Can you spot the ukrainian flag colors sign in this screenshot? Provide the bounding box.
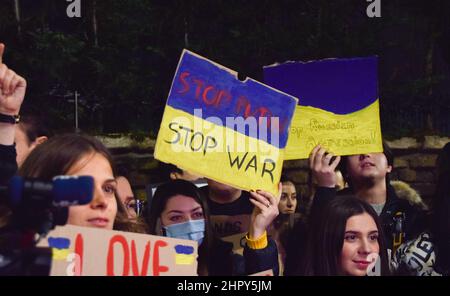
[38,225,198,276]
[264,57,383,160]
[154,50,298,195]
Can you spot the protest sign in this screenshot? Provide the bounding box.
[37,225,198,276]
[264,57,383,160]
[154,50,298,194]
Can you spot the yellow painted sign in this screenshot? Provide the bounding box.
[264,57,383,159]
[154,50,298,194]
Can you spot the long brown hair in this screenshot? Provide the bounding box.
[301,195,390,276]
[18,133,142,233]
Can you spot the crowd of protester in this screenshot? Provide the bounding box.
[0,42,448,276]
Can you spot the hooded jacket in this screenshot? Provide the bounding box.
[390,180,428,211]
[0,144,17,185]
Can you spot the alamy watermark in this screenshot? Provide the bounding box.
[366,0,381,18]
[66,0,81,18]
[366,253,381,276]
[166,109,281,155]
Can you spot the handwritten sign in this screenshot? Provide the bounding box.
[264,57,383,159]
[37,225,198,276]
[154,50,298,195]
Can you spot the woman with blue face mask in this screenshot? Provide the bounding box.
[146,179,280,276]
[160,192,206,244]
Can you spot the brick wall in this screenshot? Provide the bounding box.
[101,135,450,204]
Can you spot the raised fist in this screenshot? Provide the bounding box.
[0,43,27,115]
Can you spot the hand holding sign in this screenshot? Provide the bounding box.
[248,183,281,239]
[0,43,27,116]
[309,145,341,188]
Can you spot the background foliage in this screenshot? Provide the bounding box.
[0,0,449,138]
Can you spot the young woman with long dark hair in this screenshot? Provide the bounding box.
[146,179,280,276]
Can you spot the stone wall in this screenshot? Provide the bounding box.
[102,134,450,205]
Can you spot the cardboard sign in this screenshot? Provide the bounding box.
[264,57,383,160]
[37,225,198,276]
[154,50,298,195]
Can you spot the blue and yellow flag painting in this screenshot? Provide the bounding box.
[174,245,196,265]
[264,57,383,160]
[154,50,298,195]
[48,237,71,260]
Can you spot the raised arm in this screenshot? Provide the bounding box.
[0,43,27,146]
[0,43,27,183]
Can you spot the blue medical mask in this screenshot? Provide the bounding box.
[163,219,205,245]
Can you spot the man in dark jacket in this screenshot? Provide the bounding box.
[308,143,426,255]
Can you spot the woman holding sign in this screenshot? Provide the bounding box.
[147,179,280,276]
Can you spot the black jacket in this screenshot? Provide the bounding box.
[0,144,17,185]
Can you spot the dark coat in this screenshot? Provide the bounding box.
[0,144,17,185]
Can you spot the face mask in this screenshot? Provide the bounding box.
[163,219,205,245]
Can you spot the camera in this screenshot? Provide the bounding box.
[0,175,94,275]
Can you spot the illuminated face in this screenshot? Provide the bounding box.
[346,153,392,184]
[160,195,204,227]
[66,152,117,230]
[279,181,297,214]
[116,176,137,219]
[340,213,380,276]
